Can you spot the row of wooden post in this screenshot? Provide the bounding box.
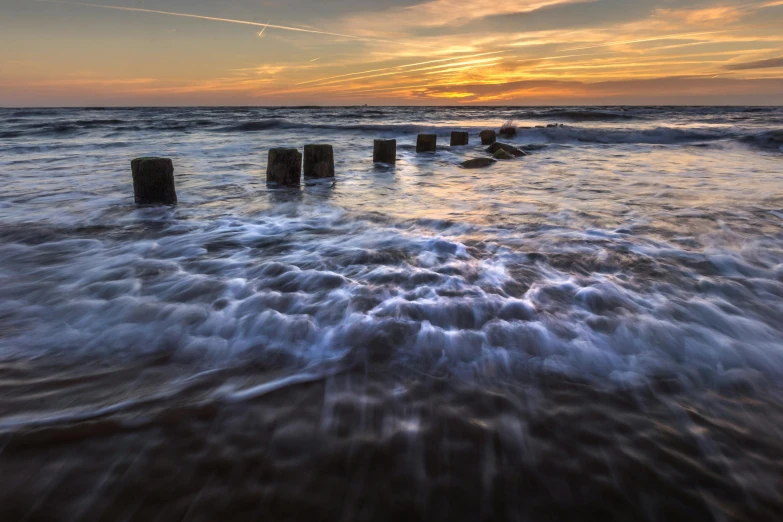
[132,129,499,204]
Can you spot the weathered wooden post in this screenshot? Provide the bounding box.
[131,157,177,205]
[416,134,437,153]
[373,139,396,164]
[479,130,497,145]
[266,148,302,185]
[303,144,334,178]
[450,131,469,146]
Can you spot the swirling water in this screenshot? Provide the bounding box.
[0,106,782,521]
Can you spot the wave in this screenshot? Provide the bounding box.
[220,119,289,132]
[523,125,731,145]
[0,107,777,150]
[518,109,639,122]
[740,130,783,151]
[219,119,428,135]
[8,109,60,117]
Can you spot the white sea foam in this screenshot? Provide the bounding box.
[1,107,782,394]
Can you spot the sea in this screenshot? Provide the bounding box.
[0,106,782,521]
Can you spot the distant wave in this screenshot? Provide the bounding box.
[1,108,779,151]
[518,109,639,122]
[740,130,783,151]
[219,119,428,135]
[220,119,289,132]
[525,125,730,145]
[1,117,430,137]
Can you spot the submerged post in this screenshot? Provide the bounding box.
[266,148,302,185]
[373,139,397,164]
[131,157,177,205]
[479,130,497,145]
[303,144,335,178]
[416,134,437,153]
[450,131,469,146]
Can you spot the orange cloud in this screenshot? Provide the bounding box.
[341,0,595,33]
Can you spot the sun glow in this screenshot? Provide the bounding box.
[3,0,783,105]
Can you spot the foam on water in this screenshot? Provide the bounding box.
[0,106,782,398]
[1,107,783,520]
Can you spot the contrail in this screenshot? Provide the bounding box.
[257,21,270,37]
[295,50,509,85]
[34,0,435,48]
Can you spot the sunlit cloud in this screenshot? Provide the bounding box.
[341,0,595,33]
[560,30,735,52]
[295,51,509,86]
[4,0,783,105]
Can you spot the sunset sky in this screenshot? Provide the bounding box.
[2,0,783,105]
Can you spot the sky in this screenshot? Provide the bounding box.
[1,0,783,106]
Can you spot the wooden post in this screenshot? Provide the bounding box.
[373,139,396,164]
[479,130,497,145]
[450,131,469,146]
[416,134,437,153]
[266,148,302,185]
[303,144,335,178]
[131,157,177,205]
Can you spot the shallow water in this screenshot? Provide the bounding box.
[0,106,782,521]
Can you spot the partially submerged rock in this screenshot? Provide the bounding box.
[486,142,527,157]
[492,149,513,160]
[461,157,496,169]
[479,129,497,145]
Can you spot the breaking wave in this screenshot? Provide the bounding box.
[520,124,732,144]
[741,129,783,151]
[518,108,639,121]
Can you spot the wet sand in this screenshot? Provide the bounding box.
[1,358,782,522]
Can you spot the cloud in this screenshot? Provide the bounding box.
[409,76,783,104]
[725,56,783,70]
[341,0,594,33]
[651,6,748,28]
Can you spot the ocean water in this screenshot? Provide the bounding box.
[0,106,782,521]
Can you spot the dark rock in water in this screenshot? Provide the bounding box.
[479,130,497,145]
[499,124,517,137]
[486,142,527,157]
[417,134,437,153]
[461,158,496,169]
[373,139,396,164]
[131,157,177,205]
[493,149,513,160]
[450,131,469,146]
[303,144,334,178]
[266,148,302,185]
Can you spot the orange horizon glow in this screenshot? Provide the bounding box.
[2,0,783,105]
